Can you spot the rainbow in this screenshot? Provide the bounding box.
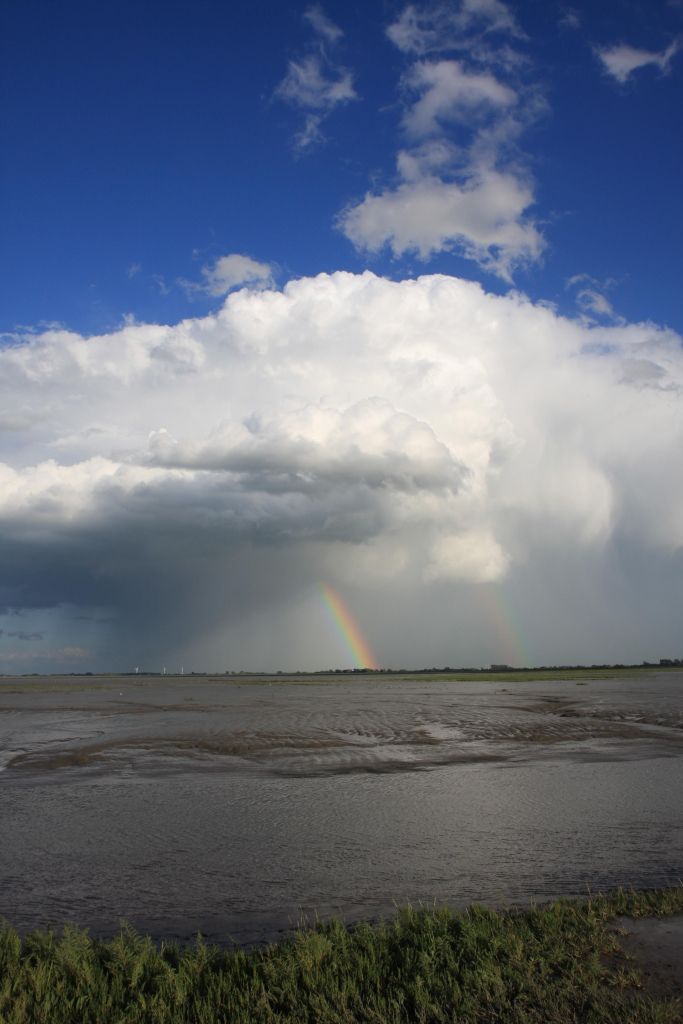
[478,583,531,668]
[318,585,379,670]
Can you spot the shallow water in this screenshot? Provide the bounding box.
[0,673,681,944]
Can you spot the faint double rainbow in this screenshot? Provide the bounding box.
[318,582,529,672]
[318,584,379,670]
[478,584,531,668]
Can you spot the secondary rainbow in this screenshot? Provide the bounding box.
[318,585,379,670]
[478,584,531,668]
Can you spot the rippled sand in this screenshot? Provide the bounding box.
[2,672,682,778]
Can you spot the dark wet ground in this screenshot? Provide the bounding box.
[0,672,681,945]
[610,915,683,999]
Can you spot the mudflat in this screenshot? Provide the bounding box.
[0,671,682,945]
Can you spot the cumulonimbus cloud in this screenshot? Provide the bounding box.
[1,271,682,667]
[2,273,682,576]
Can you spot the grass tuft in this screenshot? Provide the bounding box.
[0,887,682,1022]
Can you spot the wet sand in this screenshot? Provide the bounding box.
[1,671,682,779]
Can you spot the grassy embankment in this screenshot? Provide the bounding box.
[1,888,682,1023]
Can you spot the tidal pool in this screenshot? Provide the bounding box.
[0,672,681,945]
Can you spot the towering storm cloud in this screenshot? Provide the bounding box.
[1,271,681,671]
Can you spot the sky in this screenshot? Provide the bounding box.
[0,0,682,672]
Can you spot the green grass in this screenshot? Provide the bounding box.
[405,669,676,684]
[1,889,682,1023]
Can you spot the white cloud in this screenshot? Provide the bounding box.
[295,113,326,149]
[274,54,356,110]
[338,3,545,279]
[152,274,170,295]
[143,397,464,495]
[401,60,517,138]
[566,274,619,321]
[2,271,683,668]
[182,254,273,297]
[558,9,581,30]
[425,529,509,582]
[387,1,522,54]
[303,6,344,44]
[274,8,357,149]
[339,169,544,276]
[576,289,615,318]
[596,40,680,83]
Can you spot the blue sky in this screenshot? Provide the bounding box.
[0,0,682,673]
[3,0,681,336]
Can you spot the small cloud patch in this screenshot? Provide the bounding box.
[595,40,680,83]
